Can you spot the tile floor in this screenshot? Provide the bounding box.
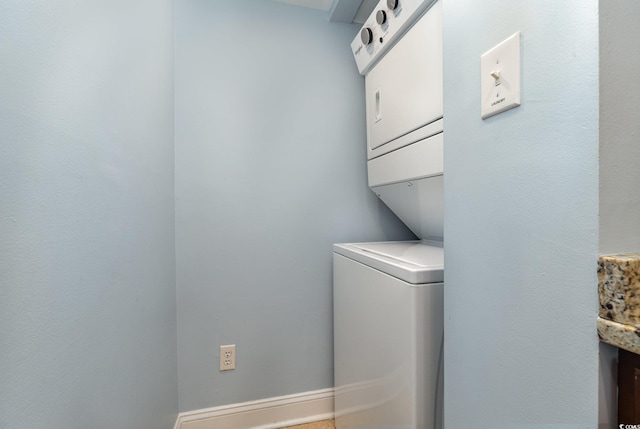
[280,420,335,429]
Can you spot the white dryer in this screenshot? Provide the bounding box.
[334,1,444,428]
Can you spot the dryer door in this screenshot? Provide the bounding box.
[365,0,442,159]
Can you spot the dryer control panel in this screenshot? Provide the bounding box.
[351,0,436,75]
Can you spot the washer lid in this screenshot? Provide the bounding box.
[333,240,443,284]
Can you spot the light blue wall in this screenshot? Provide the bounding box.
[0,1,178,428]
[442,1,599,427]
[174,0,414,411]
[599,0,640,255]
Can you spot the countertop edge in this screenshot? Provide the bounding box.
[597,317,640,355]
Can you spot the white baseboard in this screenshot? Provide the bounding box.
[174,388,334,429]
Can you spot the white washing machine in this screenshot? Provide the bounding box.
[334,1,443,428]
[333,241,443,429]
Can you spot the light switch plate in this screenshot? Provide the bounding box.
[481,32,521,119]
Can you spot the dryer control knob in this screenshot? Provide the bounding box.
[360,27,373,45]
[387,0,399,10]
[376,10,387,25]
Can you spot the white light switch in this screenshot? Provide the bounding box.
[481,32,521,119]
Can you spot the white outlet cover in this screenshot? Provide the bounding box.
[481,32,521,119]
[220,344,236,371]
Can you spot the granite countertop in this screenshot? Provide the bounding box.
[597,253,640,354]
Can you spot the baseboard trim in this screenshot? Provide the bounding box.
[174,388,334,429]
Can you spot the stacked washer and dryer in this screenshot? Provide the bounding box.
[333,1,444,428]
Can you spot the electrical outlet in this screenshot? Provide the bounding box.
[219,345,236,371]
